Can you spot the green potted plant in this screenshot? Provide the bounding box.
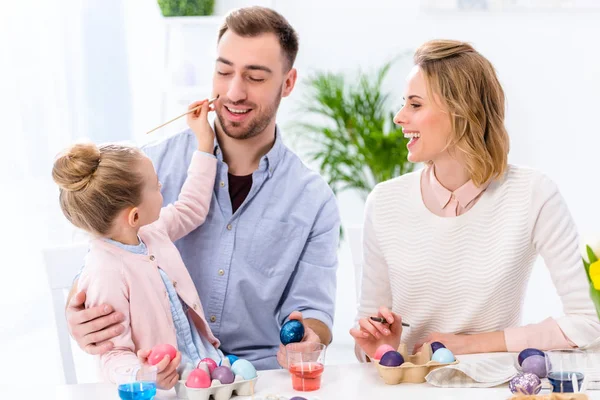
[291,58,414,201]
[158,0,215,16]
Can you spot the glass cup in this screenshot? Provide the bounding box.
[114,364,158,400]
[286,342,326,391]
[545,349,587,393]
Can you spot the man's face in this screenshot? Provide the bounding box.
[213,31,296,140]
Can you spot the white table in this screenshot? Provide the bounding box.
[9,358,600,399]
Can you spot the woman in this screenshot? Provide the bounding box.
[350,39,600,361]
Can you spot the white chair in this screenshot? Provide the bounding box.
[43,242,89,384]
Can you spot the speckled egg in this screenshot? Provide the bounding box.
[380,351,404,367]
[509,372,542,395]
[521,355,547,378]
[231,359,257,380]
[432,348,455,363]
[518,348,545,366]
[374,344,396,360]
[430,341,446,354]
[280,320,305,345]
[212,366,235,384]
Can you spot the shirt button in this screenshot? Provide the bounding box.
[173,281,177,288]
[216,149,221,155]
[193,303,198,310]
[149,255,155,261]
[227,224,232,230]
[218,269,225,276]
[210,315,217,323]
[220,181,225,187]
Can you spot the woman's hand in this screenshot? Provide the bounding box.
[349,306,403,360]
[413,331,506,355]
[186,99,215,154]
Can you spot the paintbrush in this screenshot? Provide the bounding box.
[146,95,219,134]
[370,316,410,327]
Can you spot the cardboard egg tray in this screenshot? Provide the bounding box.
[374,342,459,384]
[174,375,259,400]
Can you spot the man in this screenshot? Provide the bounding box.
[64,6,340,371]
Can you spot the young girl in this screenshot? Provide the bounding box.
[52,99,221,389]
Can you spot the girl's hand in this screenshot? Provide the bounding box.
[186,99,216,154]
[137,348,181,390]
[349,306,403,360]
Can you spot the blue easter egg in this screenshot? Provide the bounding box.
[432,348,455,363]
[280,320,305,345]
[518,348,545,366]
[431,341,446,353]
[231,359,257,380]
[380,350,404,367]
[223,354,239,365]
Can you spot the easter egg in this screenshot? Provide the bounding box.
[521,355,547,378]
[518,348,545,366]
[509,372,542,395]
[432,348,455,363]
[280,320,305,345]
[198,358,218,374]
[186,368,211,389]
[431,341,446,353]
[212,366,235,384]
[374,344,396,360]
[379,351,404,367]
[290,397,308,400]
[220,354,239,366]
[231,359,257,380]
[148,343,177,366]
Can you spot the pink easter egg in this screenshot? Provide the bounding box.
[198,358,218,375]
[374,344,396,360]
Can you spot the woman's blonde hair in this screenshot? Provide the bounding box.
[52,143,146,236]
[414,39,510,186]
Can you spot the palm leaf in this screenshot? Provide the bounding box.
[290,57,414,199]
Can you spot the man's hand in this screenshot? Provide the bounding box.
[137,349,181,390]
[66,289,125,355]
[277,311,324,368]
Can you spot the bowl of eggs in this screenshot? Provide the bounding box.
[373,342,458,384]
[174,355,258,400]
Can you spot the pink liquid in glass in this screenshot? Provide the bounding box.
[289,362,324,391]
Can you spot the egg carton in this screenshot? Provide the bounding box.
[374,342,459,384]
[174,375,259,400]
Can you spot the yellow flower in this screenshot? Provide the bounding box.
[590,261,600,290]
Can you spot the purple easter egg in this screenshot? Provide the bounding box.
[521,355,547,378]
[518,348,545,366]
[290,398,308,400]
[431,341,446,354]
[379,350,404,367]
[509,373,542,395]
[211,366,235,384]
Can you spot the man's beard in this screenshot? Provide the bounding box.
[216,93,282,140]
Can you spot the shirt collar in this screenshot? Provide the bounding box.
[426,164,489,209]
[212,125,284,178]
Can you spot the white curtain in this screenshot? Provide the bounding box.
[0,0,164,384]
